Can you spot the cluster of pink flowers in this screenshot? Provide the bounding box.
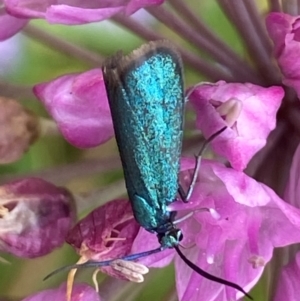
[2,1,300,301]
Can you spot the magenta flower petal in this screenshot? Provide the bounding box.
[34,69,113,148]
[273,252,300,301]
[45,5,124,25]
[0,12,28,41]
[4,0,46,18]
[21,282,101,301]
[170,158,300,301]
[189,81,284,170]
[4,0,165,24]
[266,13,300,98]
[0,177,75,258]
[67,199,140,279]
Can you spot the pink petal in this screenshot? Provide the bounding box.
[4,0,166,24]
[189,81,284,170]
[266,13,300,98]
[34,69,113,148]
[46,5,123,25]
[0,12,28,41]
[4,0,48,18]
[21,282,101,301]
[4,0,123,21]
[171,157,300,300]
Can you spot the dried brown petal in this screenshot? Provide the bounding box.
[0,96,40,164]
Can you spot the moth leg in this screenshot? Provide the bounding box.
[179,126,227,203]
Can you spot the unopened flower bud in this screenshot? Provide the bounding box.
[0,97,40,164]
[0,177,75,258]
[34,69,113,148]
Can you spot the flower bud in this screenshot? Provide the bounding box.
[34,69,113,148]
[0,97,40,164]
[0,177,75,258]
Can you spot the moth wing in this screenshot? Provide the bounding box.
[104,40,184,221]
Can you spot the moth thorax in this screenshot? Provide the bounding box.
[158,229,183,248]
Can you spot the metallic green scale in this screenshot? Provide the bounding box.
[104,40,184,247]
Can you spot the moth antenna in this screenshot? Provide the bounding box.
[44,247,164,281]
[174,246,253,300]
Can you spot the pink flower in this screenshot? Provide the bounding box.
[72,154,300,300]
[33,69,113,148]
[0,5,28,41]
[266,13,300,98]
[189,81,284,171]
[66,199,140,279]
[21,282,101,301]
[3,0,164,25]
[0,177,75,258]
[163,158,300,301]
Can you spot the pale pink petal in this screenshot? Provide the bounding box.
[34,69,113,148]
[189,81,284,170]
[171,158,300,301]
